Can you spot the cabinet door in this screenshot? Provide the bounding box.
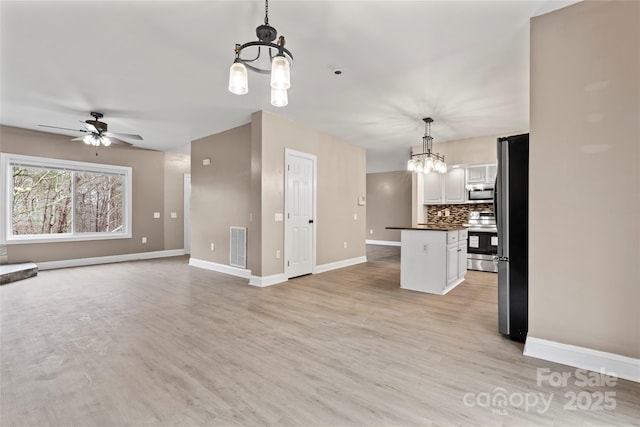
[457,241,467,278]
[423,172,443,204]
[444,168,466,203]
[446,244,459,285]
[466,166,486,183]
[486,164,497,184]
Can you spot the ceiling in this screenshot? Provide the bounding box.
[0,0,578,172]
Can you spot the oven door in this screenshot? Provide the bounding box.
[467,231,498,255]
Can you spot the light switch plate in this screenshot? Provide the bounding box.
[154,212,160,219]
[202,158,211,166]
[274,213,283,222]
[170,212,177,218]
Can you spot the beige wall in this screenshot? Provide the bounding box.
[366,171,412,242]
[259,111,367,276]
[530,1,640,358]
[1,125,174,263]
[190,124,251,265]
[163,152,190,250]
[412,132,519,167]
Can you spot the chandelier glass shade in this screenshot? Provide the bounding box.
[407,118,447,174]
[228,0,293,107]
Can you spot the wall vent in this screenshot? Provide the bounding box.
[230,226,247,268]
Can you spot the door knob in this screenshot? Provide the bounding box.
[308,219,314,224]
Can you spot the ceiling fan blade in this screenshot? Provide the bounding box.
[106,136,134,146]
[83,122,99,134]
[104,131,143,141]
[71,136,86,142]
[39,124,88,133]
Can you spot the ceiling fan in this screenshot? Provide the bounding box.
[39,112,143,147]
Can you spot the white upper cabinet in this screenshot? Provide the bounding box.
[466,163,497,186]
[466,165,486,183]
[444,168,466,203]
[423,172,444,204]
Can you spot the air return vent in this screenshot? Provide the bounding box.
[230,226,247,268]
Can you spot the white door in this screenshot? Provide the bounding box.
[285,150,316,279]
[183,173,191,254]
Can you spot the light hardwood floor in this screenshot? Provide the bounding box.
[1,246,639,426]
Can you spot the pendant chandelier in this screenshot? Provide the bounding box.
[228,0,293,107]
[407,117,447,174]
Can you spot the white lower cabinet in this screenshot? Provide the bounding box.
[400,228,468,295]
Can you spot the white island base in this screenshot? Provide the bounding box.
[397,227,468,295]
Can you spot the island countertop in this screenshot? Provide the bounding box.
[386,225,468,232]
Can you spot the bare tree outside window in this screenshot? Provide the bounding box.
[12,166,72,235]
[6,156,130,241]
[75,172,124,233]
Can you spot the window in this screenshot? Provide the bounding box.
[1,154,132,243]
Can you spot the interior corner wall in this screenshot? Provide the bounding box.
[163,152,190,250]
[248,112,263,276]
[366,171,413,242]
[258,111,367,277]
[529,1,640,358]
[1,125,167,263]
[190,124,251,266]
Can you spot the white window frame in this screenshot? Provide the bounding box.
[1,153,132,244]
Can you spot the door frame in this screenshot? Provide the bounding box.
[284,148,317,279]
[183,173,191,254]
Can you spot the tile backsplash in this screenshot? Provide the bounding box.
[424,203,493,226]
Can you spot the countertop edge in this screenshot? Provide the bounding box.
[386,226,468,232]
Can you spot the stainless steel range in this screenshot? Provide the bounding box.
[464,211,498,272]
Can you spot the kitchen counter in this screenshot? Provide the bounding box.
[386,225,467,232]
[387,226,468,295]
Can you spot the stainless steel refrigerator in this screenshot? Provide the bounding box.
[494,133,529,342]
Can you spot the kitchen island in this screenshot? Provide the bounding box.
[386,225,468,295]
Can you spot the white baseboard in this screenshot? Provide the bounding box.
[315,256,367,274]
[189,258,251,279]
[524,336,640,383]
[249,274,287,287]
[37,249,186,271]
[366,240,401,247]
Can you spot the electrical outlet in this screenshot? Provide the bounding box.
[353,213,357,220]
[422,243,428,253]
[276,250,281,259]
[445,209,450,217]
[141,237,147,244]
[369,229,374,235]
[437,211,443,217]
[210,243,215,251]
[343,241,348,249]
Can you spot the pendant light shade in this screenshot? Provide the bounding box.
[228,0,294,105]
[271,87,288,107]
[271,55,290,89]
[228,60,249,95]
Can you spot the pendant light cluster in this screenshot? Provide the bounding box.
[407,118,447,174]
[228,0,293,107]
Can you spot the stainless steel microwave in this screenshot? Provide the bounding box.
[468,187,494,201]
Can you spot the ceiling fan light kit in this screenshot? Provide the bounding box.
[407,118,448,174]
[228,0,293,107]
